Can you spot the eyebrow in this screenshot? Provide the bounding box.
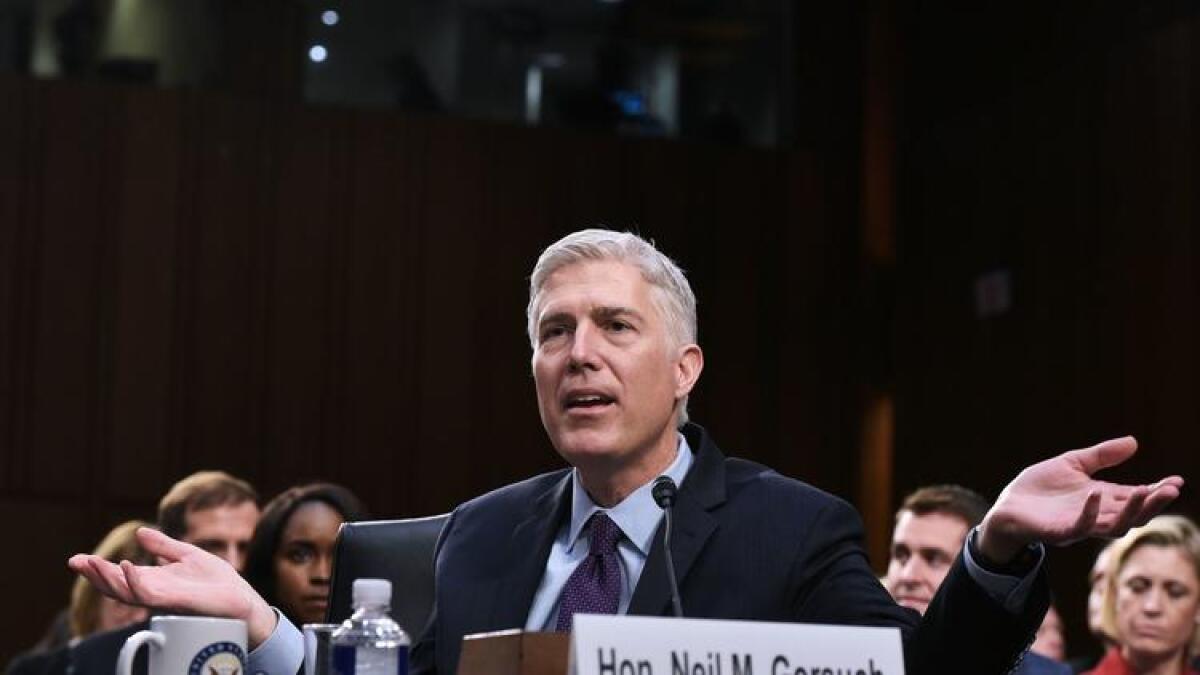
[282,539,318,549]
[536,311,572,331]
[893,543,956,559]
[537,305,644,329]
[593,306,643,323]
[917,546,955,558]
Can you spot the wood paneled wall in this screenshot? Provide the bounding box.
[0,75,859,664]
[895,4,1200,658]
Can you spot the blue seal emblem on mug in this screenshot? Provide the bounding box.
[188,641,246,675]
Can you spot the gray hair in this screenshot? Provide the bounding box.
[527,229,698,426]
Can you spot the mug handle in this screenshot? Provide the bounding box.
[117,630,164,675]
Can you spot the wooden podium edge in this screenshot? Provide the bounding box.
[458,630,570,675]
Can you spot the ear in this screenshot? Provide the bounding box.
[673,343,704,399]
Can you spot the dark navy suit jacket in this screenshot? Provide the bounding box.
[411,423,1050,675]
[3,622,145,675]
[1016,654,1072,675]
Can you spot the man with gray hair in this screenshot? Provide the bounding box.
[70,229,1183,675]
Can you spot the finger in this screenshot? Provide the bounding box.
[76,556,136,602]
[135,527,199,563]
[1064,490,1102,542]
[1128,480,1184,528]
[67,555,113,595]
[68,554,95,576]
[1096,475,1184,505]
[122,560,188,611]
[1067,437,1138,475]
[121,559,161,607]
[1103,485,1147,538]
[1152,475,1185,491]
[85,557,128,598]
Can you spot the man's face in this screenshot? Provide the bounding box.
[183,500,260,572]
[884,510,969,615]
[1031,605,1066,661]
[531,259,701,478]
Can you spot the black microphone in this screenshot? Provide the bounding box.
[652,475,684,618]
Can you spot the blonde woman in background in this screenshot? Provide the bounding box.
[1087,514,1200,675]
[67,520,154,643]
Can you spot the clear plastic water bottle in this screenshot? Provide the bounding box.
[331,579,410,675]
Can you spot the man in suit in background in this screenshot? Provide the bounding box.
[9,471,258,675]
[884,484,1071,674]
[152,471,261,572]
[69,229,1184,675]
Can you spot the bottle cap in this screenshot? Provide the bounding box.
[352,578,392,606]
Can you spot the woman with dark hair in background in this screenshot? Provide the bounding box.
[244,483,369,626]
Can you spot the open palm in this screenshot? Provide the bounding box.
[980,437,1184,558]
[68,527,277,645]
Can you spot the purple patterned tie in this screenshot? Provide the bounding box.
[555,512,623,632]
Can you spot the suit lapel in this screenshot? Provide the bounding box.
[489,472,572,629]
[628,424,726,616]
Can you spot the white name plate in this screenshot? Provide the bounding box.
[570,615,903,675]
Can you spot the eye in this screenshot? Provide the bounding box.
[1126,577,1150,593]
[539,324,569,343]
[285,546,314,565]
[922,551,949,569]
[1166,583,1192,599]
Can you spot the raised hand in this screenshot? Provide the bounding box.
[978,436,1184,563]
[68,527,278,647]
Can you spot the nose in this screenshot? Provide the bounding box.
[216,544,244,571]
[312,555,333,585]
[1141,587,1165,614]
[897,556,923,583]
[567,322,601,372]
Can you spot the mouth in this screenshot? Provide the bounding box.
[303,596,329,607]
[1129,626,1166,640]
[895,595,930,609]
[562,391,616,413]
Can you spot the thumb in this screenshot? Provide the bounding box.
[1067,436,1138,476]
[136,527,198,563]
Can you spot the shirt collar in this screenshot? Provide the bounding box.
[566,433,695,556]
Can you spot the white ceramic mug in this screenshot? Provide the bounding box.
[117,616,247,675]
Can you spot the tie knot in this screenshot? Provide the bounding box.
[587,513,622,555]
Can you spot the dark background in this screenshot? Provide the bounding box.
[2,0,1198,667]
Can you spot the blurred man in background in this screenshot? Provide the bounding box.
[884,484,1071,675]
[1032,605,1066,662]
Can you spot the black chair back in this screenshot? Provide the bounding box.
[325,514,449,637]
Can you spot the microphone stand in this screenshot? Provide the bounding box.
[652,476,684,618]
